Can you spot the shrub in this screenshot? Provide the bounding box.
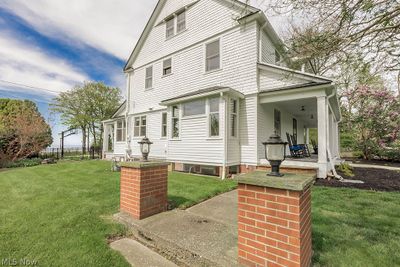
[337,163,355,177]
[4,158,42,168]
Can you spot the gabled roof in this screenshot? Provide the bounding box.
[124,0,273,71]
[111,100,127,118]
[160,86,244,105]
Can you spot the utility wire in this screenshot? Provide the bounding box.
[0,79,64,94]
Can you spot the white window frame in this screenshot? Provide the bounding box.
[133,116,147,137]
[145,66,153,89]
[230,98,238,138]
[161,112,168,138]
[171,105,180,139]
[162,58,172,76]
[165,17,175,39]
[176,10,186,33]
[205,39,221,72]
[116,119,126,142]
[208,97,220,137]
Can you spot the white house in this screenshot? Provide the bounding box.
[102,0,342,179]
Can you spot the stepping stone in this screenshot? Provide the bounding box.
[110,238,177,267]
[341,179,364,184]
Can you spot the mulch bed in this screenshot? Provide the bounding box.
[315,167,400,192]
[343,158,400,168]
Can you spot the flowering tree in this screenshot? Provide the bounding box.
[341,86,400,159]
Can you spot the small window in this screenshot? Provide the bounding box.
[116,120,126,142]
[206,39,220,72]
[172,106,180,138]
[177,11,186,33]
[274,109,281,136]
[166,17,174,38]
[183,99,205,117]
[134,116,147,137]
[209,98,219,137]
[163,58,172,76]
[145,66,153,89]
[161,112,167,137]
[230,99,238,137]
[275,50,281,63]
[293,118,297,138]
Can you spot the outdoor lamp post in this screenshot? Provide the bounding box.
[138,137,153,162]
[262,133,288,177]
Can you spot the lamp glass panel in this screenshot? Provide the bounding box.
[142,143,149,153]
[267,144,285,161]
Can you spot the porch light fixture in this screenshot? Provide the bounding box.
[138,137,153,161]
[262,133,288,177]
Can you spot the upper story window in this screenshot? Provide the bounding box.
[206,39,220,72]
[183,99,206,117]
[163,58,172,76]
[145,66,153,89]
[177,11,186,33]
[166,18,175,38]
[134,116,147,137]
[275,50,281,63]
[116,120,126,142]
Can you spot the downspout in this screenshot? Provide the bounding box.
[326,88,343,180]
[222,92,228,180]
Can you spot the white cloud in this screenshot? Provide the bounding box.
[0,31,89,94]
[0,0,157,60]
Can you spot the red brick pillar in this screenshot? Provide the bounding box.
[238,171,315,267]
[120,162,169,220]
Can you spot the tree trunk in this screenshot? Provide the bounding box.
[81,126,86,155]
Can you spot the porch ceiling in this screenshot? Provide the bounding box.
[275,98,318,128]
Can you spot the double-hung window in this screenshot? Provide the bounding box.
[145,66,153,89]
[206,39,220,72]
[230,99,238,137]
[161,112,167,138]
[209,98,219,137]
[163,58,172,76]
[134,116,147,137]
[172,106,180,138]
[166,17,174,38]
[116,120,126,142]
[177,11,186,33]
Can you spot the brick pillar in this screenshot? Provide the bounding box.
[238,171,315,267]
[120,162,169,220]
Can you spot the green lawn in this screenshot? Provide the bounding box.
[0,161,399,266]
[0,160,236,266]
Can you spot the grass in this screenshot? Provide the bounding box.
[0,160,236,266]
[0,161,399,266]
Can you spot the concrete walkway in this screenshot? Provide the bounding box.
[114,190,238,267]
[349,163,400,171]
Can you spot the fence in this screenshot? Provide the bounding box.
[39,147,102,160]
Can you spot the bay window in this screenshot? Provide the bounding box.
[116,120,126,142]
[209,98,219,137]
[172,106,180,138]
[183,99,205,117]
[230,99,238,137]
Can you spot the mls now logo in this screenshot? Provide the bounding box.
[1,258,38,266]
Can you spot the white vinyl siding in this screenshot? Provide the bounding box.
[145,66,153,89]
[134,116,147,137]
[116,120,126,142]
[205,39,220,72]
[177,11,186,33]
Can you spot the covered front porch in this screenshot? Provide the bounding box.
[258,84,341,178]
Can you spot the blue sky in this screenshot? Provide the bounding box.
[0,0,280,147]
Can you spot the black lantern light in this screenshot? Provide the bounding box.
[138,137,153,162]
[262,133,288,177]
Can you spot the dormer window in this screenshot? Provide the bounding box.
[166,18,174,38]
[177,11,186,33]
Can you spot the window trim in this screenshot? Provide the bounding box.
[176,10,186,33]
[133,116,147,137]
[162,58,173,77]
[161,112,168,138]
[208,97,220,138]
[115,119,126,143]
[145,66,153,90]
[205,39,221,73]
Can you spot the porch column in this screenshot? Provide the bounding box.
[317,96,327,178]
[102,124,109,158]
